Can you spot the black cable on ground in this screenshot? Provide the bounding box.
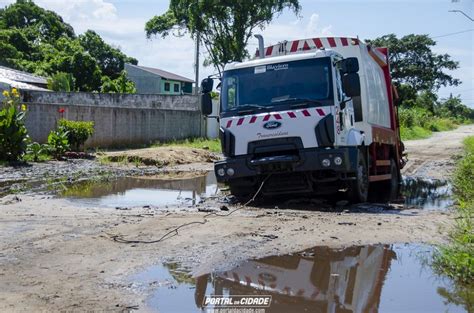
[106,174,271,244]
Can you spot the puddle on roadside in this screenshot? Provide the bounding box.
[401,177,453,210]
[60,172,219,208]
[130,244,470,313]
[57,172,454,210]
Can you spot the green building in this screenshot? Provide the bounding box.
[125,63,194,95]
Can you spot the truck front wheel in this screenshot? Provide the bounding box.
[348,150,369,203]
[228,179,256,201]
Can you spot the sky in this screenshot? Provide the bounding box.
[0,0,473,107]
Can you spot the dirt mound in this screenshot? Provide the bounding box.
[103,146,221,167]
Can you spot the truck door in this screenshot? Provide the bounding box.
[335,67,355,146]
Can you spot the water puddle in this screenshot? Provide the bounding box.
[60,172,218,208]
[401,177,453,210]
[131,244,470,313]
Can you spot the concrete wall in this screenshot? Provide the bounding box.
[22,91,202,148]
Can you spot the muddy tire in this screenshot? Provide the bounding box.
[228,181,255,201]
[348,150,369,203]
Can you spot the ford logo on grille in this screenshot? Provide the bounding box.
[263,121,282,130]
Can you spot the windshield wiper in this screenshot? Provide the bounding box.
[228,104,267,114]
[271,98,324,107]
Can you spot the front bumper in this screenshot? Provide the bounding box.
[214,147,359,183]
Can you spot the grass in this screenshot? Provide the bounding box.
[400,119,459,141]
[22,153,52,162]
[398,107,462,141]
[432,136,474,285]
[400,126,432,140]
[152,138,221,153]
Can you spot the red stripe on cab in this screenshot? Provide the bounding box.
[316,108,326,116]
[263,114,271,121]
[288,112,296,118]
[327,37,337,47]
[341,37,348,46]
[226,120,232,128]
[237,118,244,126]
[249,116,257,123]
[266,46,273,56]
[313,38,323,49]
[273,113,282,120]
[302,110,311,117]
[290,40,299,52]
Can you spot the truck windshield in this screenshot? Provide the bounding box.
[221,57,333,114]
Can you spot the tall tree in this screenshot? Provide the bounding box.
[145,0,301,74]
[0,0,138,92]
[79,30,138,79]
[366,34,460,93]
[0,0,75,43]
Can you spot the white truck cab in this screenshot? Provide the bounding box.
[200,36,404,202]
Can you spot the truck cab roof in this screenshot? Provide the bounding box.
[224,49,341,72]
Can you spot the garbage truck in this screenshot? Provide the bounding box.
[200,36,405,202]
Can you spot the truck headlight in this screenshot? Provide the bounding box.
[334,156,343,165]
[226,168,235,176]
[321,158,331,167]
[217,168,225,177]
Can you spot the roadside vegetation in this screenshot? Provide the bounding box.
[398,93,473,140]
[433,136,474,286]
[0,89,95,164]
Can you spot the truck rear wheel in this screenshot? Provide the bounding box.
[386,158,400,200]
[348,150,369,203]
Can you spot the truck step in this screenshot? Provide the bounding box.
[369,174,392,182]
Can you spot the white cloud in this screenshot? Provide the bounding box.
[305,13,333,37]
[248,12,333,48]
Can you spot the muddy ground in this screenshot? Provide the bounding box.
[0,125,473,312]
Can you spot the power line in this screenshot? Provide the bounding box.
[432,28,474,38]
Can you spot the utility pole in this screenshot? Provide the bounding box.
[194,32,200,95]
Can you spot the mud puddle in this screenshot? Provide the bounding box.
[130,244,469,312]
[60,172,219,208]
[401,177,453,210]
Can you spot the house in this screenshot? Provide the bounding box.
[125,63,194,95]
[0,66,49,91]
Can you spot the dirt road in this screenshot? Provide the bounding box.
[402,124,474,179]
[0,125,472,312]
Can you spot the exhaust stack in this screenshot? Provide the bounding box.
[255,34,264,59]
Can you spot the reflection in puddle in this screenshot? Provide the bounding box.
[133,245,469,313]
[60,172,218,207]
[401,177,453,210]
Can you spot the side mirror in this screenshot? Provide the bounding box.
[201,93,213,116]
[200,78,214,94]
[342,73,361,97]
[340,57,359,73]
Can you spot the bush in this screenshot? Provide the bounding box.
[0,88,29,162]
[25,142,50,162]
[47,72,75,92]
[58,119,94,151]
[47,127,69,159]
